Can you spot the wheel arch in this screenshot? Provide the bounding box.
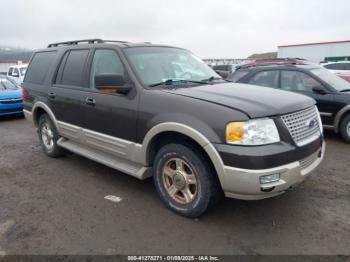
[32,102,59,130]
[334,105,350,133]
[141,122,226,184]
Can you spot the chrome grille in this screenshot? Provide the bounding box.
[299,150,320,170]
[281,106,321,147]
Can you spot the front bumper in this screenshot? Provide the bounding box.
[221,142,325,200]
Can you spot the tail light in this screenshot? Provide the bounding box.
[22,87,27,102]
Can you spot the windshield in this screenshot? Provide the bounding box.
[0,76,19,90]
[124,47,221,86]
[311,68,350,91]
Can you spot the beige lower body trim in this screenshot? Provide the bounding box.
[222,142,326,200]
[23,109,34,126]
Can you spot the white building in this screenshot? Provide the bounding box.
[277,40,350,63]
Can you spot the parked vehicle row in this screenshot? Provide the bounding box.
[212,64,239,78]
[0,75,23,116]
[227,59,350,143]
[322,61,350,83]
[7,64,28,85]
[23,39,324,217]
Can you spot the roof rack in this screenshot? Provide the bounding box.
[47,38,130,48]
[237,58,308,70]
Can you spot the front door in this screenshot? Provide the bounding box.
[280,70,337,126]
[82,48,138,143]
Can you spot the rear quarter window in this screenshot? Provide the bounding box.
[25,51,57,84]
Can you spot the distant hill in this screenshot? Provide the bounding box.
[248,52,277,59]
[0,46,33,61]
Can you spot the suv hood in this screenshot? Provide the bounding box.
[162,83,315,118]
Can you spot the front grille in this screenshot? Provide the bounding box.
[281,106,321,146]
[300,150,320,170]
[0,98,22,104]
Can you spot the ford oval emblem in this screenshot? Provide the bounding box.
[307,119,317,128]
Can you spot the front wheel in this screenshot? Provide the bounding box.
[153,143,222,218]
[340,114,350,144]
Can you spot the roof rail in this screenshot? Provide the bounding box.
[237,58,308,70]
[47,38,131,48]
[47,39,104,48]
[102,40,130,44]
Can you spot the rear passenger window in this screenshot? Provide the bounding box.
[248,71,279,88]
[57,50,89,87]
[25,51,57,84]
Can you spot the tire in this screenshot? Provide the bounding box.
[38,114,67,157]
[153,143,222,218]
[339,114,350,144]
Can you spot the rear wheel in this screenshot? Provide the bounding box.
[339,114,350,144]
[38,114,67,157]
[153,143,222,218]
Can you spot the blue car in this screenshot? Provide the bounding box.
[0,75,23,116]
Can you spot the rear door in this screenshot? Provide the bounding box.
[280,70,337,125]
[49,49,92,133]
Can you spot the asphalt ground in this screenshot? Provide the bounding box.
[0,116,349,255]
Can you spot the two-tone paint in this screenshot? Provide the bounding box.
[23,43,324,200]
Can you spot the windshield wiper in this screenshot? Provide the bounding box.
[201,76,233,83]
[340,89,350,92]
[201,76,222,82]
[149,79,208,87]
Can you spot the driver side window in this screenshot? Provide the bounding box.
[281,71,321,92]
[90,49,126,89]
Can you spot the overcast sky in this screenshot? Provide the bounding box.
[1,0,349,58]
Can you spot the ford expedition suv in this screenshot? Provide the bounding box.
[23,39,325,217]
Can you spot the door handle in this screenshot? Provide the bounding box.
[85,97,96,106]
[48,92,56,99]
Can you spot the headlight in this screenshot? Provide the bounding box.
[226,119,280,145]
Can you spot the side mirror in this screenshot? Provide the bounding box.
[312,86,327,95]
[95,74,132,95]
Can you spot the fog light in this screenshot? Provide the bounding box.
[259,174,280,184]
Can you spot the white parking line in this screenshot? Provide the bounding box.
[104,195,122,203]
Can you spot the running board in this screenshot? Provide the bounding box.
[57,138,151,180]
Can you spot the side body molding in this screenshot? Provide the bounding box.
[26,103,226,183]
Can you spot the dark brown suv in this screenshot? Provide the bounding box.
[23,39,325,217]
